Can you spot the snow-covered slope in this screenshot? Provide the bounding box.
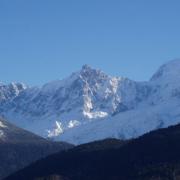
[0,82,27,104]
[1,59,180,144]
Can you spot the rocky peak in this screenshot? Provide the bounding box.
[79,64,109,84]
[0,82,27,103]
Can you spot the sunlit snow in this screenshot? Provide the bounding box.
[1,59,180,144]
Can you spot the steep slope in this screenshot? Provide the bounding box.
[0,65,147,140]
[0,82,26,105]
[6,124,180,180]
[1,59,180,144]
[0,118,73,180]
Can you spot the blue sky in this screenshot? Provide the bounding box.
[0,0,180,85]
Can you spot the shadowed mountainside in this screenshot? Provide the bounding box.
[5,123,180,180]
[0,118,73,180]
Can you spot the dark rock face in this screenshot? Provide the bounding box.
[5,124,180,180]
[0,119,73,180]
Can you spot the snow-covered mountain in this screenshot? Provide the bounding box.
[1,59,180,144]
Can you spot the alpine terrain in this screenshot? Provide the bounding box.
[1,59,180,144]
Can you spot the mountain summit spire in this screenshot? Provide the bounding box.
[82,64,92,71]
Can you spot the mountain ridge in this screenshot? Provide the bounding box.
[1,59,180,144]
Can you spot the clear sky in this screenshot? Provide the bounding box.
[0,0,180,86]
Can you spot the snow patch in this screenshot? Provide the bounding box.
[47,121,63,138]
[0,121,7,128]
[83,111,108,119]
[0,130,4,138]
[68,120,81,128]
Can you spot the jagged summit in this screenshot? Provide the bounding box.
[41,65,109,93]
[80,64,108,74]
[82,64,92,71]
[80,64,96,75]
[79,65,109,86]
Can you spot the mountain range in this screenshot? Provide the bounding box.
[1,59,180,144]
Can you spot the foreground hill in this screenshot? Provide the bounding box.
[6,123,180,180]
[0,118,73,179]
